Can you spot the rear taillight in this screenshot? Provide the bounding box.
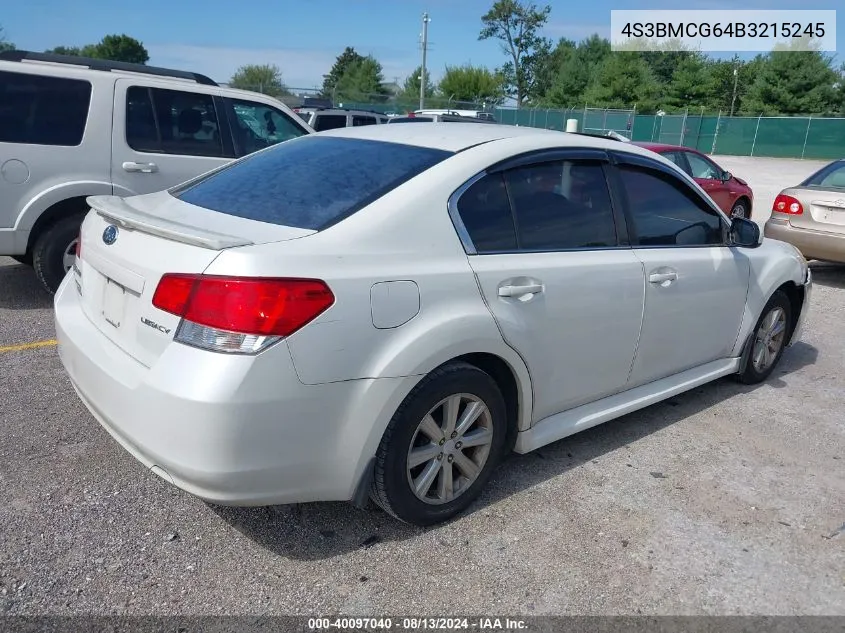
[773,194,803,215]
[152,274,334,354]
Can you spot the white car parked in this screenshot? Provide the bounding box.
[54,124,812,526]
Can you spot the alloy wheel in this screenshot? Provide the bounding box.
[406,393,494,505]
[752,306,787,373]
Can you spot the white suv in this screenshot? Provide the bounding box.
[0,50,313,293]
[294,107,387,130]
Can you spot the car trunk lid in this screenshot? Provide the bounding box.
[785,187,845,234]
[74,192,314,367]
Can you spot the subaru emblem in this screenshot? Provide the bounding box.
[102,225,118,245]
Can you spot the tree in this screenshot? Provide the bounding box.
[229,64,289,97]
[743,41,839,115]
[335,56,390,102]
[583,53,661,111]
[479,0,552,107]
[322,46,366,98]
[93,34,149,64]
[663,54,715,110]
[45,35,148,64]
[541,35,611,107]
[400,65,436,102]
[0,25,14,53]
[707,55,762,114]
[438,64,504,104]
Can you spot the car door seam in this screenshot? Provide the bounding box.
[626,253,648,384]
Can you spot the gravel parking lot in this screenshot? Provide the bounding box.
[0,156,843,617]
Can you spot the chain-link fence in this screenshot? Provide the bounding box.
[230,81,845,160]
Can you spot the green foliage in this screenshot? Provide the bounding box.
[401,65,436,101]
[335,56,390,103]
[321,47,366,98]
[583,52,660,111]
[229,64,290,97]
[541,35,610,107]
[742,46,840,115]
[438,64,504,104]
[479,0,552,106]
[663,54,714,110]
[0,25,13,53]
[45,35,148,64]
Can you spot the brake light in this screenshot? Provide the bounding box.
[152,274,334,354]
[773,193,803,215]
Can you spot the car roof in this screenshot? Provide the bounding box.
[318,122,639,153]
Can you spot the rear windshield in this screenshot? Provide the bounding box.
[801,161,845,188]
[172,136,452,230]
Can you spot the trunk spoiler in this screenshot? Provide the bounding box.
[86,195,254,250]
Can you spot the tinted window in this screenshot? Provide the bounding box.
[0,71,91,146]
[802,161,845,188]
[313,114,347,131]
[352,115,377,126]
[455,174,517,253]
[387,117,433,123]
[504,161,618,250]
[619,166,724,247]
[173,136,452,230]
[230,99,307,157]
[661,151,689,174]
[685,152,721,179]
[126,86,223,157]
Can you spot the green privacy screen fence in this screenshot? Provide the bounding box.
[494,108,845,160]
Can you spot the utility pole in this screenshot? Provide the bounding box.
[729,63,739,117]
[419,12,430,111]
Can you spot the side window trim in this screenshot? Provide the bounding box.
[448,170,490,256]
[214,95,237,159]
[606,159,730,249]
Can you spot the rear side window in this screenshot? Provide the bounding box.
[313,114,347,131]
[352,115,377,126]
[0,71,92,146]
[126,86,224,157]
[173,136,452,230]
[455,174,517,253]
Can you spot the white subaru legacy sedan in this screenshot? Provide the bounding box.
[54,123,812,526]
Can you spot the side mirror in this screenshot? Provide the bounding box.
[721,170,732,182]
[730,217,760,248]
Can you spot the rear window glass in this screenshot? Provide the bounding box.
[172,136,452,230]
[801,161,845,188]
[0,71,92,146]
[388,117,433,123]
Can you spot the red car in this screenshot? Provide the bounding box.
[633,143,754,219]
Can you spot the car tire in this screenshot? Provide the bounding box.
[736,290,792,385]
[32,214,84,295]
[731,199,749,219]
[370,361,509,526]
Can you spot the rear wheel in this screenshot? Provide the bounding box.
[736,290,792,384]
[370,361,508,526]
[32,214,83,294]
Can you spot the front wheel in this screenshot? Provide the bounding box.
[731,199,749,219]
[736,290,792,384]
[370,362,508,526]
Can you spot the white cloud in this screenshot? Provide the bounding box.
[147,44,416,90]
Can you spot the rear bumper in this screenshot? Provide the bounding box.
[54,274,415,506]
[764,220,845,264]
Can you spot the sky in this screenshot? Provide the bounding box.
[2,0,842,91]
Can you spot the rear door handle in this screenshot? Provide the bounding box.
[648,272,678,284]
[122,161,158,173]
[498,283,544,297]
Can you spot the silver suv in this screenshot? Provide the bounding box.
[0,50,313,293]
[293,107,387,131]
